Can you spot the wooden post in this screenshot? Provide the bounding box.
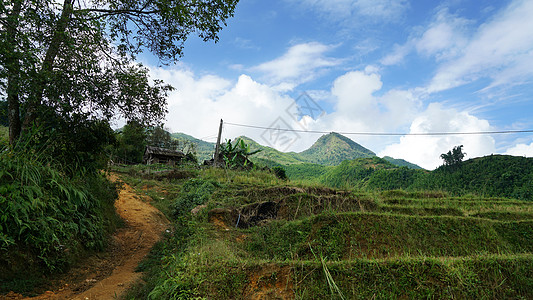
[213,119,223,166]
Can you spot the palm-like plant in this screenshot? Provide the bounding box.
[220,138,261,169]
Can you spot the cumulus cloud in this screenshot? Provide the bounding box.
[147,64,425,155]
[252,42,341,87]
[505,142,533,157]
[379,103,496,169]
[326,68,420,133]
[149,66,324,151]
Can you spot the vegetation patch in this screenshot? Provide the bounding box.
[0,148,120,294]
[113,163,533,299]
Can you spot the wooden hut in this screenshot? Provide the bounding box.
[143,146,185,165]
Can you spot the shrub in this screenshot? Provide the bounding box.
[171,178,218,217]
[272,166,288,180]
[0,146,119,281]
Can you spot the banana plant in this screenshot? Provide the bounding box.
[220,138,261,169]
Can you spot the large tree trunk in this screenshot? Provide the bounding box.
[23,0,74,130]
[6,0,23,144]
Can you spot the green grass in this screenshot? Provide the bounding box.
[115,164,533,299]
[0,148,121,295]
[0,125,8,146]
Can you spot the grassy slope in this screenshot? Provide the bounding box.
[383,156,423,169]
[118,164,533,299]
[170,132,215,162]
[238,136,305,165]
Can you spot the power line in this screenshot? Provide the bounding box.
[224,122,533,136]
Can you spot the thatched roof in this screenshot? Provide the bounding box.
[144,146,185,158]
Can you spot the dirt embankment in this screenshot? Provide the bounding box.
[2,173,169,300]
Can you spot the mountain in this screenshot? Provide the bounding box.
[238,136,305,165]
[171,132,215,162]
[298,132,375,166]
[383,156,423,169]
[170,132,423,171]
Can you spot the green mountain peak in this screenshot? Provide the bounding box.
[298,132,375,166]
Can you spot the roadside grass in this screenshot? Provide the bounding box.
[117,164,533,299]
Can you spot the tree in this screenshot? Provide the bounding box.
[440,145,466,167]
[114,121,148,163]
[147,126,179,150]
[0,0,239,145]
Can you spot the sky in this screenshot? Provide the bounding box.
[140,0,533,169]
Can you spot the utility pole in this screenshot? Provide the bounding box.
[214,119,223,166]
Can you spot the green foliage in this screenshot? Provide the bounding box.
[2,0,238,152]
[284,163,329,181]
[147,126,179,150]
[293,256,533,299]
[116,163,533,299]
[299,132,376,166]
[321,157,397,188]
[171,179,218,217]
[0,147,118,281]
[0,101,7,126]
[366,167,424,190]
[171,132,215,163]
[20,113,116,173]
[0,125,7,146]
[441,145,466,167]
[382,156,423,169]
[272,166,288,180]
[413,155,533,201]
[111,121,147,164]
[221,138,261,169]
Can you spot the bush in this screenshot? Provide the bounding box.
[171,178,218,217]
[0,146,118,281]
[272,166,288,180]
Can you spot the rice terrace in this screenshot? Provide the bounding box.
[1,0,533,299]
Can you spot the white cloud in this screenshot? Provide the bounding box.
[427,0,533,92]
[379,103,496,169]
[381,8,470,66]
[379,0,533,93]
[149,66,324,151]
[505,142,533,157]
[252,42,341,86]
[326,68,420,133]
[381,43,411,66]
[292,0,408,21]
[415,8,470,61]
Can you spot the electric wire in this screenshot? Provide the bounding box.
[224,122,533,136]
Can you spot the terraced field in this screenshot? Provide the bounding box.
[119,166,533,299]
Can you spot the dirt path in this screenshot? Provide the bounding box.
[3,173,169,300]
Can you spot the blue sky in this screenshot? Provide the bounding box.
[142,0,533,169]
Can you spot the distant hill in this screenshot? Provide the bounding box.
[238,136,305,165]
[170,132,215,162]
[169,132,420,172]
[299,132,375,166]
[415,155,533,200]
[317,154,533,201]
[383,156,423,169]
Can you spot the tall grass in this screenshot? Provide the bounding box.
[0,144,119,293]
